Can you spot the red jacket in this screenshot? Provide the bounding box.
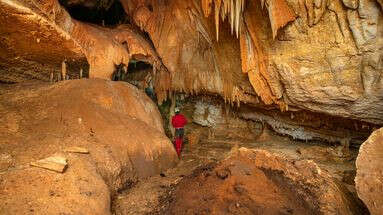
[172,114,187,129]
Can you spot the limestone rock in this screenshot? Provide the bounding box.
[193,100,224,127]
[30,156,67,173]
[0,0,164,82]
[342,0,359,9]
[193,100,263,140]
[1,0,383,137]
[0,0,86,83]
[356,128,383,215]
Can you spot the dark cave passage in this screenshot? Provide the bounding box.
[111,60,152,82]
[111,60,156,101]
[58,0,128,26]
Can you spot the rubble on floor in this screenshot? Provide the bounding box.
[30,155,68,173]
[64,146,89,154]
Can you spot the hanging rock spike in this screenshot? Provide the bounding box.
[215,0,222,41]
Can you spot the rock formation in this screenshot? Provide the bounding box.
[168,147,367,214]
[1,0,382,144]
[1,1,382,213]
[0,79,178,214]
[355,128,383,215]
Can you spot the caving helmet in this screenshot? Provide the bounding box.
[175,107,180,113]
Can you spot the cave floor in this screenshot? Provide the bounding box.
[112,129,359,215]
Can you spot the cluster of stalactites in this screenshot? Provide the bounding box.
[201,0,246,41]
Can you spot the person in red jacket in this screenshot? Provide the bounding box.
[171,107,187,157]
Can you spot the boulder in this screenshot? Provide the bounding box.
[0,79,178,214]
[1,153,111,215]
[356,128,383,215]
[168,148,367,214]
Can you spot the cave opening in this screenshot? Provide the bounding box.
[111,60,152,82]
[58,0,128,26]
[111,60,155,99]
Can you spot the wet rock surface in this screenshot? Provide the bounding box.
[356,128,383,215]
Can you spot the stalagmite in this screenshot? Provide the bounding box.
[61,60,66,81]
[79,68,83,79]
[50,72,54,82]
[169,93,176,138]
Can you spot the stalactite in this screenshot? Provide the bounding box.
[202,0,213,17]
[204,0,246,41]
[239,23,252,74]
[230,0,234,34]
[202,0,295,42]
[215,0,222,41]
[220,3,226,21]
[199,0,295,107]
[235,0,241,38]
[265,0,296,39]
[261,0,266,9]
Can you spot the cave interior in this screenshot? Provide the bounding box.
[0,0,381,214]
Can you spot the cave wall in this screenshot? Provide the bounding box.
[1,0,382,133]
[122,0,383,124]
[0,0,163,81]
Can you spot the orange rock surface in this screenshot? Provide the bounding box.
[0,79,178,214]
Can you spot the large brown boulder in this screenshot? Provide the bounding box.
[0,79,178,214]
[168,148,366,214]
[356,128,383,215]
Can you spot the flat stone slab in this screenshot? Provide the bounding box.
[30,156,67,173]
[64,146,89,154]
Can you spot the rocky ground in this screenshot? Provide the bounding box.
[113,126,367,214]
[0,79,378,214]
